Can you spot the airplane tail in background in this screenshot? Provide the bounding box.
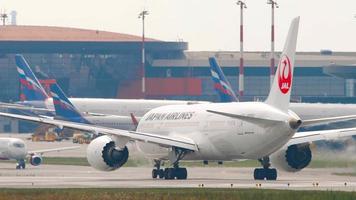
[265,17,300,112]
[208,57,238,102]
[15,55,49,101]
[50,83,91,124]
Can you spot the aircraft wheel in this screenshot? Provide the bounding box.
[17,160,26,170]
[254,168,265,180]
[152,169,158,179]
[254,168,277,180]
[265,168,277,180]
[164,168,175,180]
[158,169,165,179]
[176,168,187,180]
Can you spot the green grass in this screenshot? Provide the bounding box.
[308,159,356,168]
[0,188,355,200]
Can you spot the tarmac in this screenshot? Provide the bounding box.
[0,163,356,191]
[1,133,356,191]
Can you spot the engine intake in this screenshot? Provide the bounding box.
[87,135,129,171]
[270,144,312,172]
[29,154,43,166]
[102,141,129,168]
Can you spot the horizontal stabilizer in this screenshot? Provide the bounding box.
[302,115,356,127]
[288,127,356,146]
[206,110,283,126]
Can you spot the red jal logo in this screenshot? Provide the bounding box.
[278,55,292,94]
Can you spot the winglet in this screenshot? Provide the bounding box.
[265,17,300,112]
[208,57,238,102]
[50,83,91,124]
[15,54,49,101]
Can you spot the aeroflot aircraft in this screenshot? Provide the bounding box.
[50,83,138,130]
[2,17,356,180]
[8,54,205,118]
[0,137,79,169]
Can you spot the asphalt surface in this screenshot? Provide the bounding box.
[0,163,355,190]
[1,133,356,191]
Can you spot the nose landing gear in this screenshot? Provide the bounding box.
[16,159,26,169]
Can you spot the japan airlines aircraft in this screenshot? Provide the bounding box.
[2,17,356,180]
[0,137,79,169]
[6,55,205,118]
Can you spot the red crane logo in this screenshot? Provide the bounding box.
[278,55,292,94]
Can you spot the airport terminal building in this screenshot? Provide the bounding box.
[0,25,356,104]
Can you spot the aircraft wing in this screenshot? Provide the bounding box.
[28,146,80,155]
[0,112,198,151]
[287,127,356,146]
[0,103,54,113]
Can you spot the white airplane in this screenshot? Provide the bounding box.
[2,17,356,181]
[10,53,205,118]
[49,83,139,130]
[0,137,79,169]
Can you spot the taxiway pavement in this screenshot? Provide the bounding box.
[0,163,355,191]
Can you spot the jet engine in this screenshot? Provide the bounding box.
[270,144,312,172]
[29,154,43,166]
[86,135,129,171]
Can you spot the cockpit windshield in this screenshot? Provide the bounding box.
[13,143,25,148]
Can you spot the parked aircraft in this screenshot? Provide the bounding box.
[7,54,206,119]
[0,137,79,169]
[50,83,138,130]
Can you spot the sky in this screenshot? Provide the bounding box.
[1,0,356,52]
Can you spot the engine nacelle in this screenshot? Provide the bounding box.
[86,135,129,171]
[29,154,43,166]
[270,144,312,172]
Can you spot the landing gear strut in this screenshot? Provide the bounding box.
[16,159,26,169]
[152,148,189,180]
[254,157,277,180]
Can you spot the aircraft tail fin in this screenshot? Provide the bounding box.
[15,54,49,101]
[265,17,300,112]
[50,83,91,124]
[208,57,238,102]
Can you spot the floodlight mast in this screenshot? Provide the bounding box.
[139,10,149,96]
[267,0,278,89]
[237,1,247,98]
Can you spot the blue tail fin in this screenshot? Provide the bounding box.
[50,83,91,124]
[16,54,49,101]
[208,57,238,102]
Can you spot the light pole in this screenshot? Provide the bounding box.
[237,1,247,98]
[139,10,149,97]
[267,0,278,89]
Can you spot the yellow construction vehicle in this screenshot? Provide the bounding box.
[72,132,92,144]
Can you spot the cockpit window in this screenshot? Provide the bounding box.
[13,143,25,148]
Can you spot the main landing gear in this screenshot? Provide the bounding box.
[152,160,188,180]
[16,159,26,169]
[254,157,277,180]
[152,148,189,180]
